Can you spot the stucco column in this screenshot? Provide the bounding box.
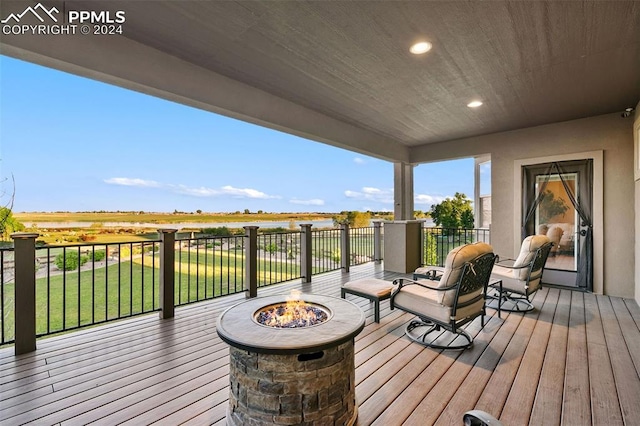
[394,162,415,220]
[12,232,39,355]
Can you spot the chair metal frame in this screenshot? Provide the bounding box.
[487,241,553,317]
[390,252,497,350]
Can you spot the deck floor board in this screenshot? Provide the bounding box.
[1,263,639,425]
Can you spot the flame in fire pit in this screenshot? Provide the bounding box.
[255,290,329,328]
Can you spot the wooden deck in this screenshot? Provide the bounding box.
[2,263,640,425]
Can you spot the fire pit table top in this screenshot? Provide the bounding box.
[216,294,365,354]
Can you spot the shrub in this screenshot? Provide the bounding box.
[424,232,438,266]
[330,248,341,264]
[203,227,232,236]
[265,243,278,254]
[90,249,106,261]
[55,250,89,270]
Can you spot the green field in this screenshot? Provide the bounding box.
[0,246,335,343]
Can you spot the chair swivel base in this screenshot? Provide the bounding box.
[405,318,473,350]
[486,290,535,315]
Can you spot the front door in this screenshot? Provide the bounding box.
[522,160,593,290]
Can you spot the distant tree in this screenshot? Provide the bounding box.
[257,210,264,214]
[332,211,371,228]
[243,209,251,214]
[196,209,202,214]
[429,192,474,229]
[0,207,24,240]
[0,175,23,242]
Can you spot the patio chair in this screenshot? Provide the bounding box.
[487,235,553,316]
[390,242,496,350]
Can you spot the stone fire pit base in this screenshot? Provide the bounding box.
[227,341,357,425]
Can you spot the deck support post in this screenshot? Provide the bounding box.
[12,232,39,355]
[300,224,313,283]
[341,223,350,272]
[373,221,382,264]
[158,229,177,319]
[244,226,258,298]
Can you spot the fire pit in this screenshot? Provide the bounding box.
[254,294,330,328]
[216,293,365,425]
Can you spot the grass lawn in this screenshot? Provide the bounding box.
[0,248,330,343]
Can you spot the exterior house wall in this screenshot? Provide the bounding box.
[411,113,635,298]
[634,101,640,305]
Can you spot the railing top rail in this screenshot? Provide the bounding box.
[177,235,245,241]
[36,240,162,249]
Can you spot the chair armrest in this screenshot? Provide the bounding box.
[392,277,456,292]
[413,269,443,281]
[494,258,529,270]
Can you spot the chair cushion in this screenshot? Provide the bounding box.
[512,235,551,280]
[493,274,541,296]
[392,281,485,323]
[438,242,493,305]
[342,278,395,297]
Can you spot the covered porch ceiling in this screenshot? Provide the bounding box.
[1,1,639,163]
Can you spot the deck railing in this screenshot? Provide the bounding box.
[33,241,162,338]
[423,226,491,266]
[174,235,245,305]
[1,223,382,349]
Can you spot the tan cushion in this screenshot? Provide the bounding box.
[392,281,485,323]
[512,235,550,280]
[342,278,395,297]
[437,242,493,305]
[494,275,541,296]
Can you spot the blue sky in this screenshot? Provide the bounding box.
[0,55,475,213]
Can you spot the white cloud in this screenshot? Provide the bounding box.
[290,198,325,206]
[104,177,161,187]
[220,185,279,199]
[415,194,448,205]
[345,186,448,207]
[353,157,365,165]
[344,187,394,204]
[104,177,279,199]
[173,185,220,197]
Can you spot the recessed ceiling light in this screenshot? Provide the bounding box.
[410,41,432,55]
[467,100,483,108]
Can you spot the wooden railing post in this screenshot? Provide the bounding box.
[300,224,313,283]
[158,229,176,319]
[341,223,350,272]
[373,221,382,264]
[12,232,39,355]
[244,226,258,298]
